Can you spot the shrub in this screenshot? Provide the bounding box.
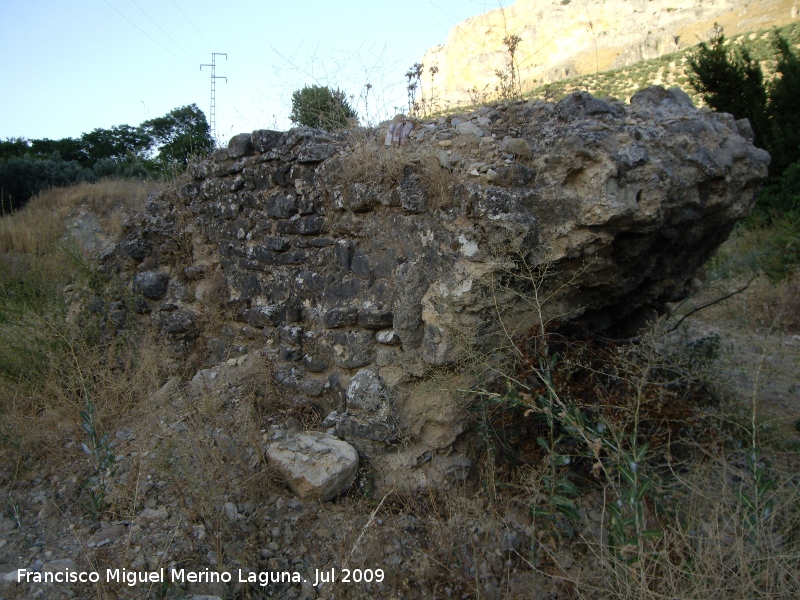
[765,36,800,175]
[755,159,800,218]
[289,85,358,131]
[688,30,800,178]
[0,155,95,213]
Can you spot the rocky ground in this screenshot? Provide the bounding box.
[2,246,798,600]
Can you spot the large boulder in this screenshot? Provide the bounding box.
[114,87,769,492]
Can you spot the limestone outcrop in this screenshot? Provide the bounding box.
[110,87,768,492]
[420,0,798,107]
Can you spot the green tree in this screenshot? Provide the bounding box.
[687,30,769,149]
[766,35,800,175]
[80,125,152,164]
[141,104,213,168]
[0,138,32,162]
[0,155,95,212]
[289,85,357,130]
[687,29,800,178]
[30,137,88,166]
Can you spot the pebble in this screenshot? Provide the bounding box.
[140,506,169,522]
[87,524,126,547]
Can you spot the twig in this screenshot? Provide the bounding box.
[665,278,755,333]
[344,490,392,568]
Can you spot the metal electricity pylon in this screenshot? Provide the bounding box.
[200,53,227,140]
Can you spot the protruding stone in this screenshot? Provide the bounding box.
[322,411,399,445]
[277,216,325,235]
[422,323,455,366]
[302,355,329,373]
[266,194,298,219]
[399,166,427,213]
[499,137,532,158]
[227,133,254,158]
[243,305,280,329]
[346,368,395,417]
[324,330,375,368]
[133,271,169,300]
[265,432,358,501]
[437,149,451,169]
[455,121,483,137]
[492,163,536,187]
[323,307,359,328]
[158,308,197,335]
[298,142,336,163]
[358,310,393,330]
[376,329,401,345]
[252,129,283,153]
[263,237,291,252]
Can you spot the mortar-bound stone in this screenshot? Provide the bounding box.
[113,87,769,492]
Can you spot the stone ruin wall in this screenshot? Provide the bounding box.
[112,87,769,493]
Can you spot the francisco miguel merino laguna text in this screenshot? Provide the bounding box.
[16,567,386,587]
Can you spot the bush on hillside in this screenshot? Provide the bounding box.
[765,35,800,175]
[141,103,214,168]
[0,156,93,214]
[289,85,358,131]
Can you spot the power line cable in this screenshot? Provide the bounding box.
[129,0,198,63]
[171,0,215,50]
[103,0,192,66]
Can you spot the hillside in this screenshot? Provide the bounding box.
[420,0,800,109]
[529,20,800,102]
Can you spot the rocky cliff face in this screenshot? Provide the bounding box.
[111,87,768,492]
[421,0,798,107]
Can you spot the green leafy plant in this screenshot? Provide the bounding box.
[80,396,116,516]
[529,363,581,525]
[605,433,662,561]
[289,85,358,131]
[0,103,213,213]
[465,248,674,563]
[736,446,775,532]
[754,159,800,219]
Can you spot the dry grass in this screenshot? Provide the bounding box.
[335,128,459,210]
[0,178,155,254]
[582,458,800,599]
[423,230,800,599]
[0,179,162,503]
[764,280,800,331]
[336,129,409,187]
[418,150,459,210]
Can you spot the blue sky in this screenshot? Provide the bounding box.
[0,1,497,144]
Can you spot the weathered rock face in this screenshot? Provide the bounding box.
[421,0,796,106]
[113,87,768,492]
